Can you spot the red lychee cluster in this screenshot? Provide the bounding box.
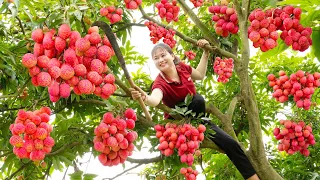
[248,6,312,52]
[23,24,117,102]
[248,9,279,52]
[180,167,199,180]
[189,0,203,8]
[100,6,123,24]
[9,107,55,162]
[273,6,312,52]
[184,50,196,60]
[267,70,320,110]
[208,5,239,37]
[213,57,234,83]
[155,0,180,23]
[124,0,142,9]
[155,123,206,167]
[145,21,176,48]
[94,108,138,167]
[273,120,315,156]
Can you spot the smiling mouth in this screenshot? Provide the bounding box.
[159,62,166,67]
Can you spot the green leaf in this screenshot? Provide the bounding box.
[83,173,98,180]
[311,30,320,61]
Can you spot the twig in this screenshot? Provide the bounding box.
[115,23,145,33]
[84,152,92,173]
[62,166,69,180]
[102,164,143,180]
[15,16,25,35]
[0,152,12,158]
[42,161,52,179]
[0,95,17,99]
[5,161,31,180]
[47,142,81,156]
[112,92,129,97]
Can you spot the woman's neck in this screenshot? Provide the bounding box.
[162,66,179,80]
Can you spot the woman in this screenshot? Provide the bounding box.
[129,39,260,180]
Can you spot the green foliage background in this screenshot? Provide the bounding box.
[0,0,319,179]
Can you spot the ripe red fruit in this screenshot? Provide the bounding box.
[31,29,44,43]
[124,108,136,120]
[22,53,38,68]
[78,79,93,94]
[126,119,135,129]
[58,24,71,39]
[37,72,52,87]
[75,38,91,52]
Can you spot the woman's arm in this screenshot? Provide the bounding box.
[191,39,210,80]
[129,87,163,107]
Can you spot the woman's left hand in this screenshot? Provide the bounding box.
[197,39,209,48]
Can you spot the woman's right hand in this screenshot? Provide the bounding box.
[129,86,147,101]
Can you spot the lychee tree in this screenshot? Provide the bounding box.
[0,0,320,179]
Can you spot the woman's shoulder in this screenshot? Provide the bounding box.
[177,62,192,73]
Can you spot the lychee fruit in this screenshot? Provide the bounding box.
[22,53,37,68]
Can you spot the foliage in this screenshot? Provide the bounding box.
[0,0,320,179]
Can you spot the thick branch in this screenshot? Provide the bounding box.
[47,142,81,156]
[205,103,225,120]
[233,0,243,19]
[127,155,163,164]
[206,103,237,140]
[138,5,238,61]
[92,21,152,122]
[226,96,240,118]
[242,0,251,19]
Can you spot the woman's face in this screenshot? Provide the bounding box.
[152,48,175,72]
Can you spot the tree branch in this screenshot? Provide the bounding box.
[226,95,241,118]
[112,92,129,97]
[15,16,25,36]
[0,95,17,99]
[115,23,146,33]
[102,163,143,180]
[47,142,81,156]
[126,155,163,164]
[242,0,251,19]
[176,0,219,46]
[0,152,12,158]
[5,161,31,180]
[206,102,238,140]
[138,5,238,62]
[92,20,152,122]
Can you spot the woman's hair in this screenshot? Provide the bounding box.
[151,43,180,65]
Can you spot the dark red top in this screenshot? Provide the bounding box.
[152,62,196,119]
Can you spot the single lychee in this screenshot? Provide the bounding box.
[31,29,44,43]
[22,53,37,68]
[37,72,52,87]
[78,79,93,94]
[58,24,71,39]
[59,83,70,98]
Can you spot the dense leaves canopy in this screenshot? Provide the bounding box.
[0,0,320,179]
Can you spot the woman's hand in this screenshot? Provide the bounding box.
[129,86,147,101]
[197,39,209,48]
